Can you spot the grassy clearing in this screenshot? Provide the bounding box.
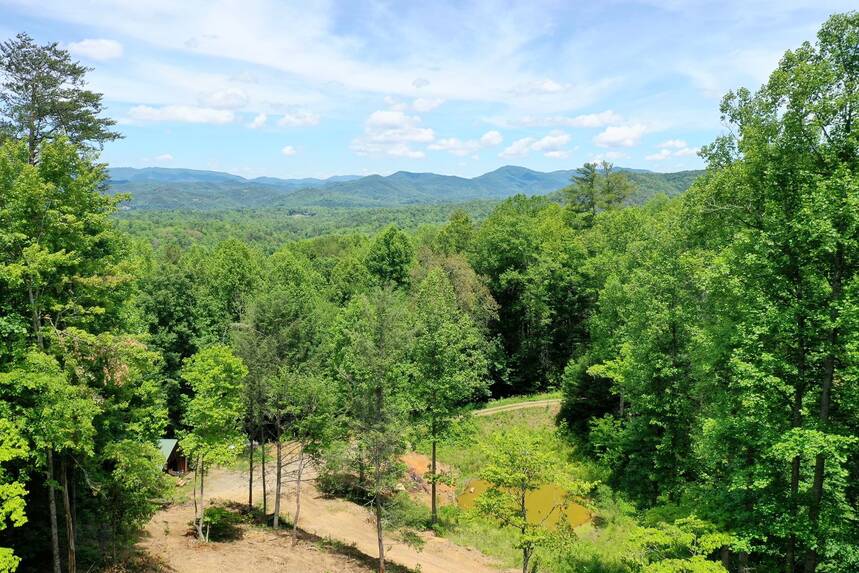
[475,390,562,411]
[409,400,613,570]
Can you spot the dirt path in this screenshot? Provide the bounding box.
[139,461,504,573]
[473,398,561,417]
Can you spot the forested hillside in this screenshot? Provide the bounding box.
[1,12,857,573]
[106,164,702,210]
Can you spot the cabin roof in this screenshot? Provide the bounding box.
[158,438,178,462]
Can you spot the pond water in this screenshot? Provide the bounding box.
[457,480,590,530]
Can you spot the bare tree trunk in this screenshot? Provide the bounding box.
[739,551,750,573]
[47,448,61,573]
[273,440,282,529]
[293,446,304,541]
[61,456,76,573]
[261,435,268,516]
[721,547,731,571]
[248,436,254,512]
[196,460,206,540]
[431,440,438,526]
[375,497,385,573]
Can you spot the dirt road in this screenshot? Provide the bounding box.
[139,461,504,573]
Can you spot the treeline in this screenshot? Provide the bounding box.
[114,200,501,252]
[558,14,859,573]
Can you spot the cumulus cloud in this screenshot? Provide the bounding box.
[499,137,536,158]
[204,87,249,109]
[499,131,571,158]
[480,130,503,146]
[594,123,647,147]
[128,105,234,124]
[514,110,623,128]
[674,146,699,157]
[67,38,123,60]
[646,142,698,161]
[657,139,687,149]
[428,130,503,157]
[249,113,267,129]
[646,149,672,161]
[352,110,435,158]
[153,153,174,162]
[412,97,444,112]
[281,145,297,156]
[531,131,571,152]
[277,110,320,127]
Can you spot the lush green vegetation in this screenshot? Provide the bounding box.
[1,13,858,573]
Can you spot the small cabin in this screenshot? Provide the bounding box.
[158,438,188,475]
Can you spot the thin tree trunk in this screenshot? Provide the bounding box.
[47,448,61,573]
[248,436,254,512]
[61,456,76,573]
[273,440,282,529]
[197,460,206,540]
[739,551,750,573]
[806,249,842,573]
[261,434,268,516]
[375,497,385,573]
[293,446,304,540]
[431,440,438,526]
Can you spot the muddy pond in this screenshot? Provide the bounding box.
[457,480,590,530]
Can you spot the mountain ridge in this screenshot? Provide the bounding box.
[107,165,703,211]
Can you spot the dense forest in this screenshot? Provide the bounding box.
[1,12,857,573]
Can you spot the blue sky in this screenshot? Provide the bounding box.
[0,1,854,179]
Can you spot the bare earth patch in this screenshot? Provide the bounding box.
[136,461,504,573]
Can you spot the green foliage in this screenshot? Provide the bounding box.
[180,345,247,465]
[0,33,120,161]
[365,225,414,289]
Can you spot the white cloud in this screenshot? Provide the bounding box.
[429,130,503,157]
[204,87,248,109]
[646,143,699,161]
[544,150,570,159]
[352,110,434,158]
[499,131,571,158]
[499,137,536,158]
[412,78,430,89]
[646,149,672,161]
[513,110,623,128]
[153,153,174,162]
[249,113,267,129]
[480,130,503,146]
[513,78,566,95]
[594,123,648,147]
[412,97,444,112]
[674,146,699,157]
[281,145,297,156]
[127,105,234,124]
[67,38,123,60]
[531,131,571,152]
[657,139,688,149]
[277,111,320,127]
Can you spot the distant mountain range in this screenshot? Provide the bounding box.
[107,165,703,211]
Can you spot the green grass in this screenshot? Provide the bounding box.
[476,390,562,411]
[411,397,610,570]
[418,399,597,486]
